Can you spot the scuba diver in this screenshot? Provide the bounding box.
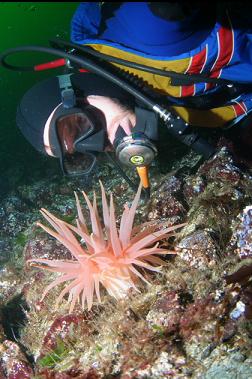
[4,2,252,196]
[16,71,158,191]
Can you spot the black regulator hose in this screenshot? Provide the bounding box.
[0,45,157,107]
[0,45,216,159]
[49,38,233,86]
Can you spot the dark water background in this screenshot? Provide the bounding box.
[0,2,80,194]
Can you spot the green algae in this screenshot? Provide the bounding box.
[151,324,166,337]
[37,339,70,369]
[14,232,28,248]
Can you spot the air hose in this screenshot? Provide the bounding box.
[0,45,158,108]
[49,38,234,86]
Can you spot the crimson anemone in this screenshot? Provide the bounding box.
[29,182,185,312]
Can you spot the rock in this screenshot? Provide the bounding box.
[0,340,33,379]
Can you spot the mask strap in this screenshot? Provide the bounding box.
[57,74,76,109]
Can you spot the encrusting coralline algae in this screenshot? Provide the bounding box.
[231,205,252,259]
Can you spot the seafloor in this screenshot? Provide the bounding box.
[0,141,252,378]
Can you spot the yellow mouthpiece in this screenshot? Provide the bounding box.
[136,165,150,190]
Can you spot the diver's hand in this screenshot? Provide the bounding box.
[87,95,136,144]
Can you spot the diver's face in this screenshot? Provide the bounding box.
[56,113,91,154]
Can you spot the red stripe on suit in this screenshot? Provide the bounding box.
[181,47,207,97]
[206,17,234,90]
[233,102,247,117]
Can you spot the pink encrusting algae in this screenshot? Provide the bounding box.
[28,182,185,312]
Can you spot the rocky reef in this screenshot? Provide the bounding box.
[0,146,252,378]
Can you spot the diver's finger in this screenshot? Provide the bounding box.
[120,117,133,136]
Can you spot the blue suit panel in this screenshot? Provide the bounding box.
[71,2,213,56]
[70,2,252,124]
